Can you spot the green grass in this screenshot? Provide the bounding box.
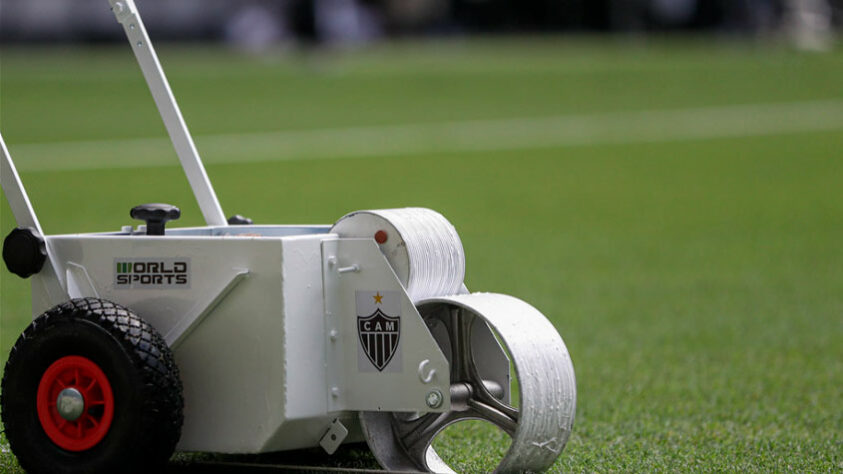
[2,36,842,472]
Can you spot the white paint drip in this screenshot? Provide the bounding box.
[7,99,843,172]
[531,437,562,454]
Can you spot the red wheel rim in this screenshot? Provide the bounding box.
[36,355,115,451]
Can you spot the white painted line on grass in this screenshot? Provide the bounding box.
[8,99,843,172]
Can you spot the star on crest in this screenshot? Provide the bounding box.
[373,292,383,304]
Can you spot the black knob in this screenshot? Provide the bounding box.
[130,203,180,236]
[228,214,253,225]
[3,227,47,278]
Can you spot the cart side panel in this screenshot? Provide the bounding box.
[259,233,340,452]
[172,240,286,452]
[42,235,305,452]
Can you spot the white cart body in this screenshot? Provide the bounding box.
[27,225,453,453]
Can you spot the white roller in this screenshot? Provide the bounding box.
[360,293,577,473]
[331,208,465,301]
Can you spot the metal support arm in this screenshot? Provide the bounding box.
[108,0,227,227]
[1,133,43,233]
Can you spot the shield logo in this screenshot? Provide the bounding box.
[358,309,401,371]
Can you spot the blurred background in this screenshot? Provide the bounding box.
[1,0,841,50]
[1,0,842,472]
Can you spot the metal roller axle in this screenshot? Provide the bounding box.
[448,381,504,411]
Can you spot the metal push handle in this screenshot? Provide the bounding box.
[0,132,43,233]
[108,0,227,227]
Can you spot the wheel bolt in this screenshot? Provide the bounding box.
[425,389,444,409]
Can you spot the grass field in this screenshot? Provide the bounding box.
[1,36,842,472]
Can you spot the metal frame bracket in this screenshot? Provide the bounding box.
[319,418,349,455]
[321,238,450,413]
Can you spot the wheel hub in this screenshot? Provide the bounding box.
[36,355,115,451]
[56,388,85,421]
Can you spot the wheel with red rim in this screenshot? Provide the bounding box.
[36,355,115,452]
[1,298,183,474]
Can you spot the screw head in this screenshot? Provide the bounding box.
[425,389,444,409]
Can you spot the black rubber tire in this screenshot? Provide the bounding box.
[1,298,184,474]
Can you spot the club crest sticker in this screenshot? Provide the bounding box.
[357,291,401,372]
